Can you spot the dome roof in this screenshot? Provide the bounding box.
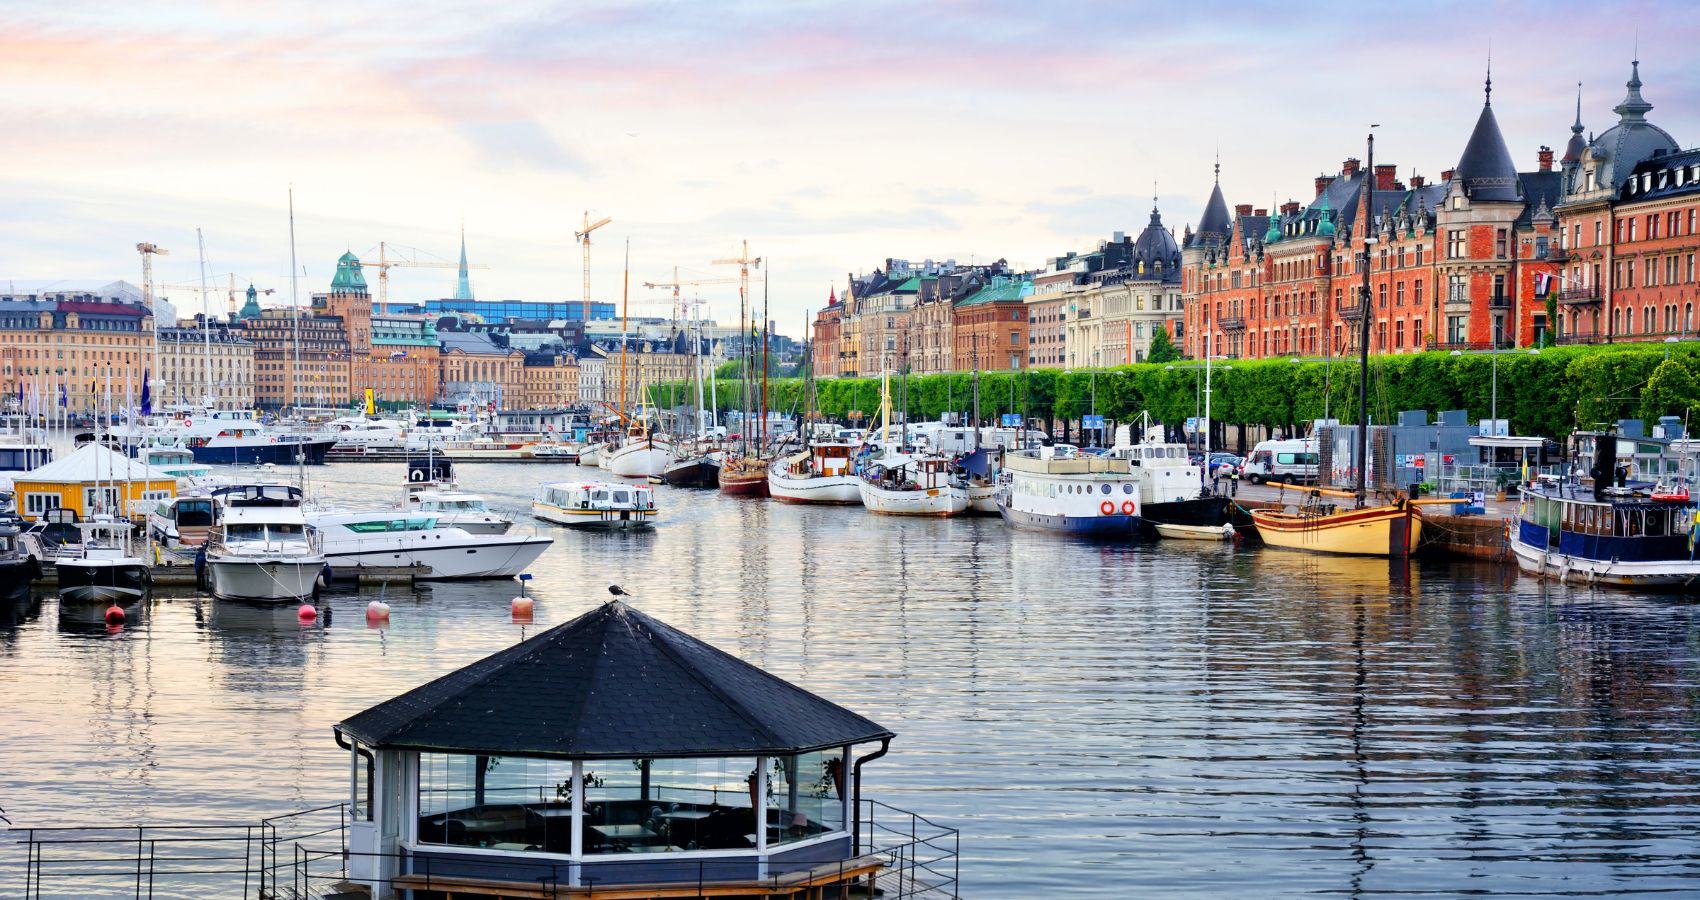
[1130,206,1180,282]
[1588,61,1680,191]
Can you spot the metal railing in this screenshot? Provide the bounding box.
[1559,286,1601,304]
[14,803,345,899]
[13,799,958,899]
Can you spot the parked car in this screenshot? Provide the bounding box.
[1208,454,1243,477]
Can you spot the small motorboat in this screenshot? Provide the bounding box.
[1153,522,1237,541]
[533,481,658,529]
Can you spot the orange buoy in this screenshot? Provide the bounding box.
[104,605,126,624]
[297,603,318,623]
[366,600,391,620]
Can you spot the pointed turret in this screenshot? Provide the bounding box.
[455,229,474,301]
[1561,82,1587,165]
[1453,67,1523,203]
[236,283,262,322]
[1317,185,1336,238]
[1192,160,1232,249]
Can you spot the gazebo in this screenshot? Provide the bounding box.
[335,600,910,898]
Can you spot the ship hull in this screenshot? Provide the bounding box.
[997,504,1139,535]
[1250,504,1422,557]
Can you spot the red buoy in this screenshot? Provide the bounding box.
[104,605,126,624]
[297,603,318,623]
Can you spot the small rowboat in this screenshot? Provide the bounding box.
[1154,522,1237,541]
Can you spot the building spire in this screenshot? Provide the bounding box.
[1484,51,1492,106]
[454,227,474,301]
[1614,58,1652,123]
[1573,82,1584,134]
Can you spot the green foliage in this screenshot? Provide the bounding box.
[647,342,1700,439]
[1146,326,1181,364]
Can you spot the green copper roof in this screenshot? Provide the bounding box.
[1264,213,1281,243]
[956,275,1031,307]
[894,276,922,292]
[331,251,368,292]
[235,283,263,322]
[1317,186,1336,238]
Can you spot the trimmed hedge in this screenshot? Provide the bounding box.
[650,342,1700,438]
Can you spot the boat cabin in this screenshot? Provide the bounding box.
[212,483,305,509]
[536,482,655,512]
[148,496,218,547]
[788,444,854,477]
[406,457,456,490]
[1518,480,1697,560]
[335,601,930,897]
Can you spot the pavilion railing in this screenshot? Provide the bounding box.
[12,798,959,899]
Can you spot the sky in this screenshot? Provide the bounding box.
[1,0,1697,338]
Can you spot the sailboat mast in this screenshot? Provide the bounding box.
[289,187,300,415]
[1354,130,1376,507]
[618,239,630,423]
[197,228,211,406]
[760,264,769,451]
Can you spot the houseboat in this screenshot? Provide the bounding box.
[996,444,1142,535]
[768,442,861,504]
[1511,471,1700,590]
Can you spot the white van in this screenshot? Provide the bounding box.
[1241,439,1320,484]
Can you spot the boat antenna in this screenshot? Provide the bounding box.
[1355,127,1377,508]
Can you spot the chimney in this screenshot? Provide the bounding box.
[1234,203,1253,216]
[1342,158,1361,177]
[1254,208,1268,217]
[1280,200,1302,216]
[1315,175,1331,198]
[1538,145,1554,171]
[1440,168,1456,182]
[1410,175,1425,188]
[1375,164,1397,191]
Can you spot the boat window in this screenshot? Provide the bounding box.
[1647,507,1668,537]
[1100,484,1112,495]
[226,523,268,541]
[592,491,609,502]
[612,491,630,504]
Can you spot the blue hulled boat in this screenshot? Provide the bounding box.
[996,444,1141,536]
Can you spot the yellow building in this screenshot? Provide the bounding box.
[12,443,176,522]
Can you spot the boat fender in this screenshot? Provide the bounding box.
[1121,501,1136,515]
[319,564,334,587]
[1100,500,1115,516]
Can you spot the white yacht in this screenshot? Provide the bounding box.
[533,481,658,529]
[409,489,513,535]
[306,510,551,579]
[205,505,326,603]
[606,430,675,479]
[55,520,151,603]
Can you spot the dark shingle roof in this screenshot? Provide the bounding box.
[1193,180,1231,245]
[1455,102,1523,203]
[336,601,893,759]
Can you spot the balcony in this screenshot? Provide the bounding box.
[1559,286,1601,305]
[1546,246,1571,262]
[1427,339,1516,352]
[1219,316,1246,331]
[1555,331,1605,345]
[1337,305,1365,320]
[1489,293,1510,308]
[1443,292,1472,310]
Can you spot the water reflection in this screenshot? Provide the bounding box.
[0,463,1698,897]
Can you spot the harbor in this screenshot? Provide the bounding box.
[4,446,1700,897]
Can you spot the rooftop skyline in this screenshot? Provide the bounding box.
[2,1,1696,335]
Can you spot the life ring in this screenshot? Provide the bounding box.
[408,468,427,483]
[1100,500,1115,515]
[1121,501,1136,515]
[1652,487,1690,502]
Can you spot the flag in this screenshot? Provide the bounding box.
[140,371,152,416]
[365,388,375,415]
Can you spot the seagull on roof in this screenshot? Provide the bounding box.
[607,582,630,598]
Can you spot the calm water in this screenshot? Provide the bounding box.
[4,461,1700,897]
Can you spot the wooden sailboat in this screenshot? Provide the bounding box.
[718,246,771,496]
[1249,131,1445,558]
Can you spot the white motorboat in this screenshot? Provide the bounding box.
[533,481,658,529]
[768,442,861,504]
[55,520,151,603]
[147,495,219,547]
[410,489,514,535]
[607,432,675,479]
[307,509,551,579]
[1110,442,1230,529]
[1153,522,1237,541]
[206,505,326,603]
[857,452,969,517]
[995,445,1142,535]
[113,409,337,465]
[575,441,611,467]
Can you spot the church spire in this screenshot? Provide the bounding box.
[454,227,474,301]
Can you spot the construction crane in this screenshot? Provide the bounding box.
[136,243,168,313]
[159,274,258,323]
[642,269,745,322]
[574,212,612,324]
[360,242,489,313]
